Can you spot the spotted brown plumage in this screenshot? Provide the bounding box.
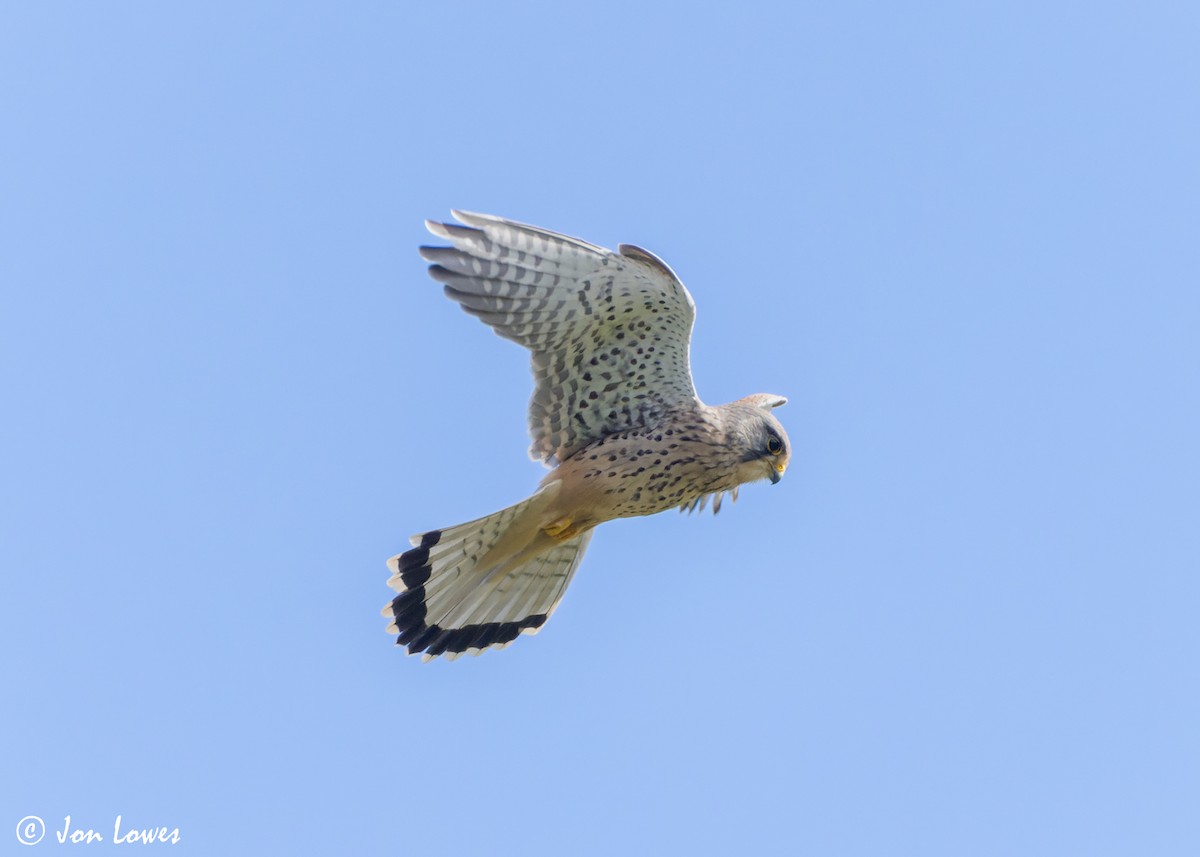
[384,212,791,661]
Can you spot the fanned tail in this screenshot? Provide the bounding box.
[383,484,593,661]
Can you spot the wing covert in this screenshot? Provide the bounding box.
[422,211,699,465]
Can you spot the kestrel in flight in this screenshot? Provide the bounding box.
[384,212,791,660]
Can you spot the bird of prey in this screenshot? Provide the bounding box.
[384,211,791,660]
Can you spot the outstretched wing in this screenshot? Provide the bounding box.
[422,211,699,466]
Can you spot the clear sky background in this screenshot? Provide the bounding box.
[3,2,1198,855]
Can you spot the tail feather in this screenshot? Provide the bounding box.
[384,485,593,661]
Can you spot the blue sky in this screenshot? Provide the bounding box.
[3,2,1198,854]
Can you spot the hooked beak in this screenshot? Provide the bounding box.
[769,462,786,484]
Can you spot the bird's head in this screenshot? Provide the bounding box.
[729,393,792,486]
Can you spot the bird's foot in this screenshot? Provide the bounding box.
[543,516,578,542]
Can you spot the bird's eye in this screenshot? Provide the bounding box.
[766,435,783,456]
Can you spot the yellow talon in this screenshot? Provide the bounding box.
[543,516,576,541]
